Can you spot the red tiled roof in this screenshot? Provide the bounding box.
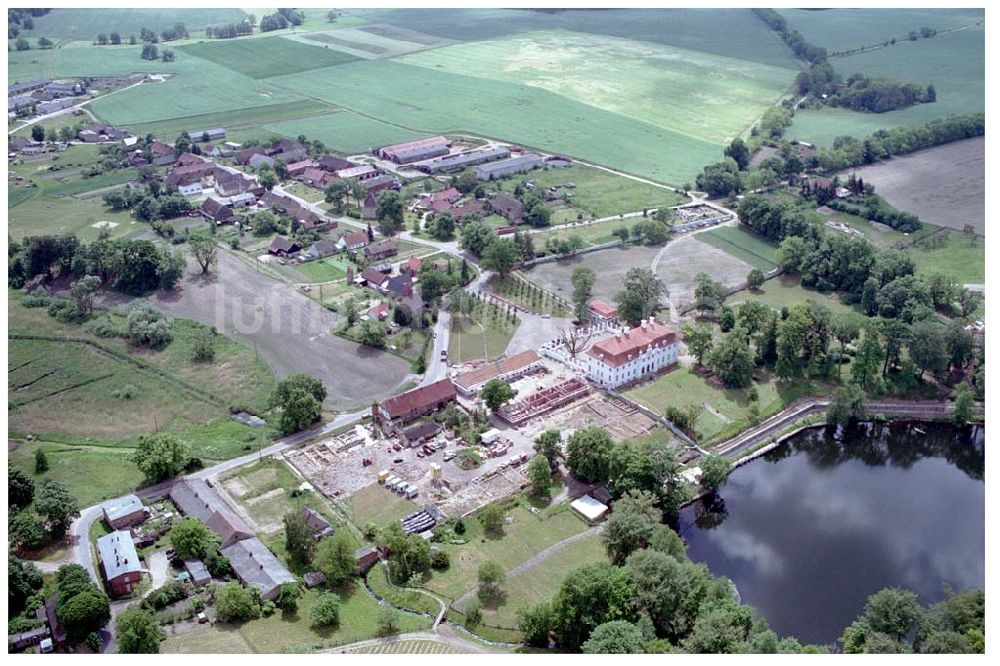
[454,350,540,392]
[381,379,456,420]
[589,300,618,318]
[404,256,422,272]
[361,266,388,285]
[343,231,368,247]
[587,320,676,368]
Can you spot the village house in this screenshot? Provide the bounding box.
[401,256,423,276]
[200,143,223,158]
[360,266,389,290]
[267,236,302,257]
[301,507,335,540]
[336,164,378,181]
[452,201,486,222]
[363,174,397,195]
[234,146,267,166]
[338,230,369,251]
[219,537,297,601]
[248,153,275,170]
[149,140,176,167]
[374,378,457,431]
[385,274,414,300]
[286,158,316,178]
[302,239,338,261]
[100,495,147,530]
[364,238,399,261]
[176,152,208,167]
[267,138,303,155]
[453,350,542,397]
[490,193,525,222]
[367,302,389,321]
[215,169,258,197]
[300,166,335,189]
[318,154,354,172]
[96,531,145,597]
[169,479,253,548]
[201,198,235,225]
[586,318,678,389]
[362,192,378,220]
[165,161,215,188]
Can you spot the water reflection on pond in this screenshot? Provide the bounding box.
[678,422,984,646]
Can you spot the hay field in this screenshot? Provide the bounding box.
[178,36,359,79]
[401,30,798,144]
[294,23,450,58]
[788,25,984,146]
[267,60,719,185]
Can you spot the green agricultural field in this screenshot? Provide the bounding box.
[401,29,798,145]
[263,110,431,155]
[779,7,983,54]
[266,59,720,185]
[904,231,985,284]
[495,164,686,218]
[89,54,307,129]
[697,226,779,272]
[483,532,607,629]
[179,36,359,79]
[364,7,800,68]
[788,25,984,147]
[12,8,249,42]
[123,99,336,140]
[10,40,210,81]
[294,23,448,58]
[422,505,590,601]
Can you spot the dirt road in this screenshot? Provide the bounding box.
[150,250,411,410]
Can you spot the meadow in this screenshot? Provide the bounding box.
[495,164,687,218]
[904,231,985,285]
[787,25,984,147]
[124,100,336,140]
[696,226,779,272]
[401,29,798,144]
[266,59,720,185]
[178,36,359,79]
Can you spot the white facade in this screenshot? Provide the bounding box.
[178,182,202,196]
[586,327,678,389]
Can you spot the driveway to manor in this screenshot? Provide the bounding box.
[150,250,411,411]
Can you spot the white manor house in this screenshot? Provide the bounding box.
[586,317,678,389]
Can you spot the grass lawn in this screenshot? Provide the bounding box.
[179,36,359,79]
[531,219,634,249]
[161,625,254,654]
[625,365,819,442]
[235,584,431,652]
[422,505,589,602]
[447,310,519,364]
[343,483,418,528]
[366,565,441,617]
[810,207,913,249]
[296,256,351,283]
[9,441,144,507]
[725,275,859,316]
[697,226,779,272]
[904,230,985,284]
[495,164,687,218]
[483,532,607,628]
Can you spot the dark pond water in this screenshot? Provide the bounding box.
[678,422,984,646]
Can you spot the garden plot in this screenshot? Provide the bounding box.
[529,393,662,444]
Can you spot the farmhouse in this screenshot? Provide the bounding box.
[402,256,423,275]
[200,143,223,158]
[286,158,316,178]
[586,318,678,389]
[101,495,146,530]
[385,274,414,299]
[413,146,511,173]
[149,140,176,166]
[401,421,441,448]
[248,153,275,170]
[362,174,397,194]
[220,537,296,601]
[367,302,389,321]
[490,193,525,221]
[362,192,378,220]
[452,201,486,222]
[169,479,253,547]
[176,152,208,167]
[268,236,302,256]
[300,166,335,188]
[303,239,338,260]
[475,153,545,181]
[234,146,267,165]
[318,154,355,172]
[165,161,215,188]
[588,300,619,326]
[338,230,369,251]
[302,507,335,540]
[374,378,457,430]
[364,238,398,261]
[189,128,226,142]
[201,198,235,225]
[453,350,542,397]
[361,266,389,290]
[96,531,145,597]
[377,136,451,164]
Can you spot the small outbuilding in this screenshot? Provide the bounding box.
[101,494,147,530]
[183,558,212,587]
[570,495,609,525]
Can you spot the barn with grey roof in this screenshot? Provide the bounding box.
[474,153,546,180]
[220,537,297,600]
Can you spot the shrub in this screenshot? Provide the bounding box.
[311,593,341,627]
[126,303,172,348]
[431,550,450,570]
[21,293,52,308]
[111,384,139,400]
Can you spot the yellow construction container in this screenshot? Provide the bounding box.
[430,463,442,480]
[377,470,390,483]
